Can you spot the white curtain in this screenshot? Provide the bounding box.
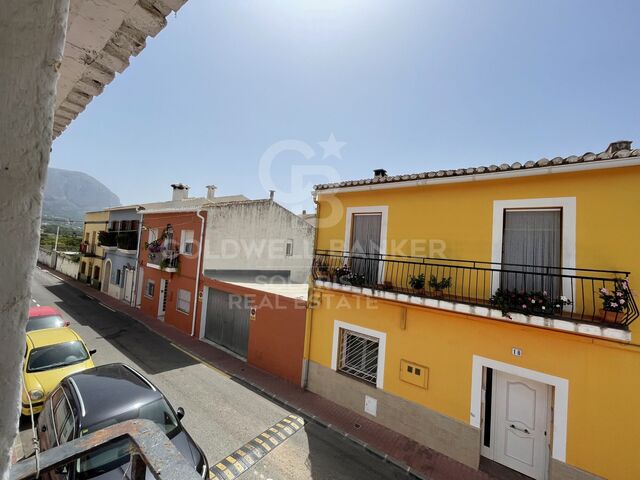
[350,213,382,283]
[501,210,561,294]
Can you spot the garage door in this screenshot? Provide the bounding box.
[204,288,250,358]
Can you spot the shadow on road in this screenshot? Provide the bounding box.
[44,283,198,375]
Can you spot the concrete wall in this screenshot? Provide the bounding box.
[203,200,314,284]
[306,360,481,468]
[38,249,80,278]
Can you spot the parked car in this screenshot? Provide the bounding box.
[22,328,95,416]
[27,306,69,332]
[37,363,209,479]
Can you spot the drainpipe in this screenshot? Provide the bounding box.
[302,193,320,389]
[191,209,206,337]
[131,212,144,308]
[131,214,144,307]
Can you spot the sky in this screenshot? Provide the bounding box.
[51,0,640,213]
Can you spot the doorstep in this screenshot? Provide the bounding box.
[37,263,492,480]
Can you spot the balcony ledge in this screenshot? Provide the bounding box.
[314,280,632,343]
[101,245,117,251]
[117,248,137,255]
[146,263,177,273]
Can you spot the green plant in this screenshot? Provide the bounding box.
[599,278,631,313]
[408,273,425,290]
[428,275,451,291]
[490,288,571,318]
[335,265,365,286]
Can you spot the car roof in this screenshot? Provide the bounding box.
[28,306,62,318]
[26,327,81,349]
[63,363,162,429]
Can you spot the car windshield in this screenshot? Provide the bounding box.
[75,398,181,478]
[26,315,65,332]
[26,341,89,372]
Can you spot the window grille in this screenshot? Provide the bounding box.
[338,329,379,385]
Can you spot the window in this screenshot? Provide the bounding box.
[285,239,294,256]
[80,262,86,274]
[111,221,119,231]
[27,341,90,373]
[120,220,130,231]
[180,230,194,255]
[148,228,158,243]
[176,289,191,313]
[115,269,121,286]
[130,220,139,232]
[145,280,155,298]
[338,329,380,385]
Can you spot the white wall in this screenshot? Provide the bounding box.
[55,253,80,278]
[203,201,315,283]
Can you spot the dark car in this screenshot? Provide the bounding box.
[37,363,209,479]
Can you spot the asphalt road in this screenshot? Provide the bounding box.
[22,267,409,480]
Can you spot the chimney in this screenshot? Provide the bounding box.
[373,168,387,178]
[302,209,307,215]
[171,183,189,201]
[206,185,217,200]
[269,190,275,200]
[607,140,632,154]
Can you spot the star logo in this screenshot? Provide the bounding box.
[318,133,347,160]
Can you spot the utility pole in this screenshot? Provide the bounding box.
[54,225,60,252]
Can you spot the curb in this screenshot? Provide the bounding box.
[40,264,430,479]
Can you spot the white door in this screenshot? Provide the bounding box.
[123,269,134,303]
[157,279,168,320]
[493,371,549,479]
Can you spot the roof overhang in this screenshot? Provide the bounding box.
[53,0,187,138]
[315,156,640,196]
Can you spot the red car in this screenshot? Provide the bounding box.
[27,306,69,332]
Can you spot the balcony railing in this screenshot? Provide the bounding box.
[98,230,118,247]
[148,249,179,271]
[10,419,201,480]
[117,230,139,250]
[313,250,639,329]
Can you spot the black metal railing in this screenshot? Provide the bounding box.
[313,250,639,329]
[117,230,139,250]
[148,249,179,270]
[10,419,202,480]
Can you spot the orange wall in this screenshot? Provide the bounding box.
[199,278,307,385]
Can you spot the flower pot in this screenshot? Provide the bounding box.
[599,309,625,324]
[432,289,445,299]
[411,288,426,296]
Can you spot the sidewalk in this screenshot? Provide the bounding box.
[39,264,491,480]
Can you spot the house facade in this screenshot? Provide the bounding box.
[306,141,640,480]
[100,206,141,304]
[79,210,109,289]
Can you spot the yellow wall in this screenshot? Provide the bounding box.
[81,210,109,276]
[310,165,640,479]
[309,291,640,479]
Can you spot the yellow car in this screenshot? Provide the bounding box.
[22,327,95,416]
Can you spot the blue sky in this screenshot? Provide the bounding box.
[51,0,640,212]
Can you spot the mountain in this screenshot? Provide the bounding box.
[43,168,120,222]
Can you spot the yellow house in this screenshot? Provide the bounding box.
[79,210,109,289]
[305,141,640,480]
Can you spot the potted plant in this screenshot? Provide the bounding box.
[335,264,366,287]
[598,278,631,324]
[315,260,330,281]
[428,275,451,297]
[490,288,572,319]
[408,273,426,294]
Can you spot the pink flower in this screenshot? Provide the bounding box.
[620,299,626,305]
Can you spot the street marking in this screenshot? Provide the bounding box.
[209,415,306,480]
[170,343,231,379]
[99,302,116,312]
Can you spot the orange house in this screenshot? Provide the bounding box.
[136,184,214,335]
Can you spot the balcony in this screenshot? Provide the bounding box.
[312,250,638,340]
[117,230,139,251]
[10,419,201,480]
[98,230,118,248]
[147,249,179,272]
[79,242,98,256]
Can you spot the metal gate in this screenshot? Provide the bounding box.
[204,288,250,358]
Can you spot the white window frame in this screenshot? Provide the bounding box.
[285,238,294,256]
[491,197,576,296]
[180,230,195,255]
[176,288,191,314]
[331,320,386,389]
[470,355,569,462]
[145,280,155,298]
[148,228,158,244]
